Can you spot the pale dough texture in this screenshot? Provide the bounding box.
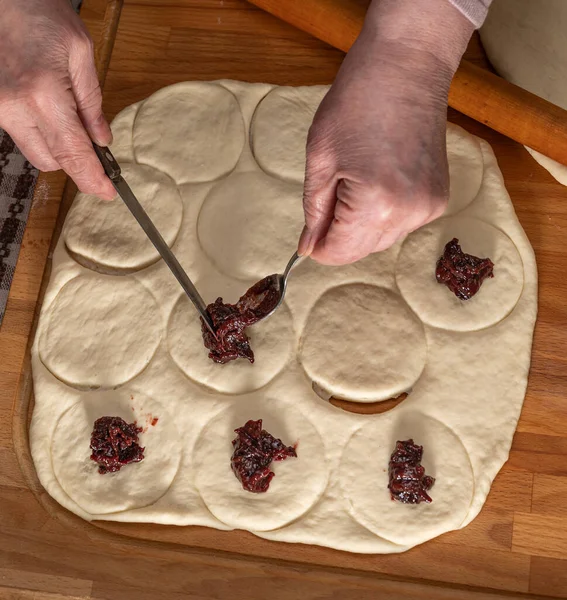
[52,391,181,515]
[194,396,328,531]
[300,284,426,401]
[30,80,537,554]
[251,85,329,182]
[133,81,246,184]
[481,0,567,184]
[64,162,183,272]
[39,274,161,389]
[396,217,524,332]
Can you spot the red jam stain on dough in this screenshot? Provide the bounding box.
[231,419,297,493]
[90,416,145,474]
[388,439,435,504]
[201,275,280,364]
[436,238,494,300]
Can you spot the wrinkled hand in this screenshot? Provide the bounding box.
[0,0,115,200]
[299,0,474,265]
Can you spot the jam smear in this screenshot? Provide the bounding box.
[201,274,280,364]
[90,416,145,475]
[231,419,297,493]
[388,439,435,504]
[436,238,494,300]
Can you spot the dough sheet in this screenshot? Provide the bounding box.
[30,80,537,553]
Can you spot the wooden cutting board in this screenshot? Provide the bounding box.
[3,1,567,598]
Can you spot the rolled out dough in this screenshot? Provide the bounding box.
[30,80,537,554]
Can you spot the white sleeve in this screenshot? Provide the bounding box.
[448,0,493,28]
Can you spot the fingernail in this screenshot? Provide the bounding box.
[298,226,314,257]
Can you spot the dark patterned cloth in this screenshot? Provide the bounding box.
[0,130,38,326]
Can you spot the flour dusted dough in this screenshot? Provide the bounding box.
[39,275,161,389]
[300,284,426,401]
[133,82,246,184]
[31,81,537,554]
[64,163,183,271]
[52,390,181,515]
[396,217,524,332]
[251,86,328,182]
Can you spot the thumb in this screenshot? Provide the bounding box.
[299,147,338,257]
[68,35,112,146]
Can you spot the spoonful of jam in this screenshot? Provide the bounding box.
[200,252,304,364]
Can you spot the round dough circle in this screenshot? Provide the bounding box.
[40,275,161,389]
[197,172,304,279]
[300,284,427,402]
[251,86,328,182]
[52,390,181,515]
[193,398,328,531]
[445,124,484,216]
[339,411,474,546]
[168,291,294,394]
[395,217,524,332]
[64,163,183,272]
[133,82,245,184]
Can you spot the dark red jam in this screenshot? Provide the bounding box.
[388,439,434,504]
[231,419,297,493]
[436,238,494,300]
[90,416,145,474]
[201,274,280,364]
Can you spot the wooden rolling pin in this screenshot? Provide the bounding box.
[247,0,567,167]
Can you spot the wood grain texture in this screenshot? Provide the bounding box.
[247,0,567,168]
[3,0,567,598]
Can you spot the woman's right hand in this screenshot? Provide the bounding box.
[0,0,115,200]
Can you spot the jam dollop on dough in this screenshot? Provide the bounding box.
[201,274,280,364]
[90,416,145,474]
[388,439,435,504]
[231,419,297,493]
[436,238,494,300]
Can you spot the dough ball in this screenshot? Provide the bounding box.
[194,397,328,531]
[167,287,295,394]
[197,172,304,280]
[396,217,524,332]
[251,86,328,182]
[445,124,484,216]
[300,284,426,402]
[64,163,183,272]
[133,82,245,184]
[52,390,181,515]
[339,411,474,546]
[39,275,161,389]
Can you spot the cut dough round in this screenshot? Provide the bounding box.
[300,284,426,402]
[133,82,245,184]
[445,124,484,216]
[52,390,181,515]
[197,172,304,279]
[340,411,474,546]
[168,292,294,394]
[64,163,183,272]
[39,275,161,389]
[396,217,524,332]
[108,102,140,162]
[251,86,328,182]
[193,398,328,531]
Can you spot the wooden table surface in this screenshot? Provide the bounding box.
[3,1,567,598]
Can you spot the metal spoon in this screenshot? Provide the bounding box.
[257,251,304,322]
